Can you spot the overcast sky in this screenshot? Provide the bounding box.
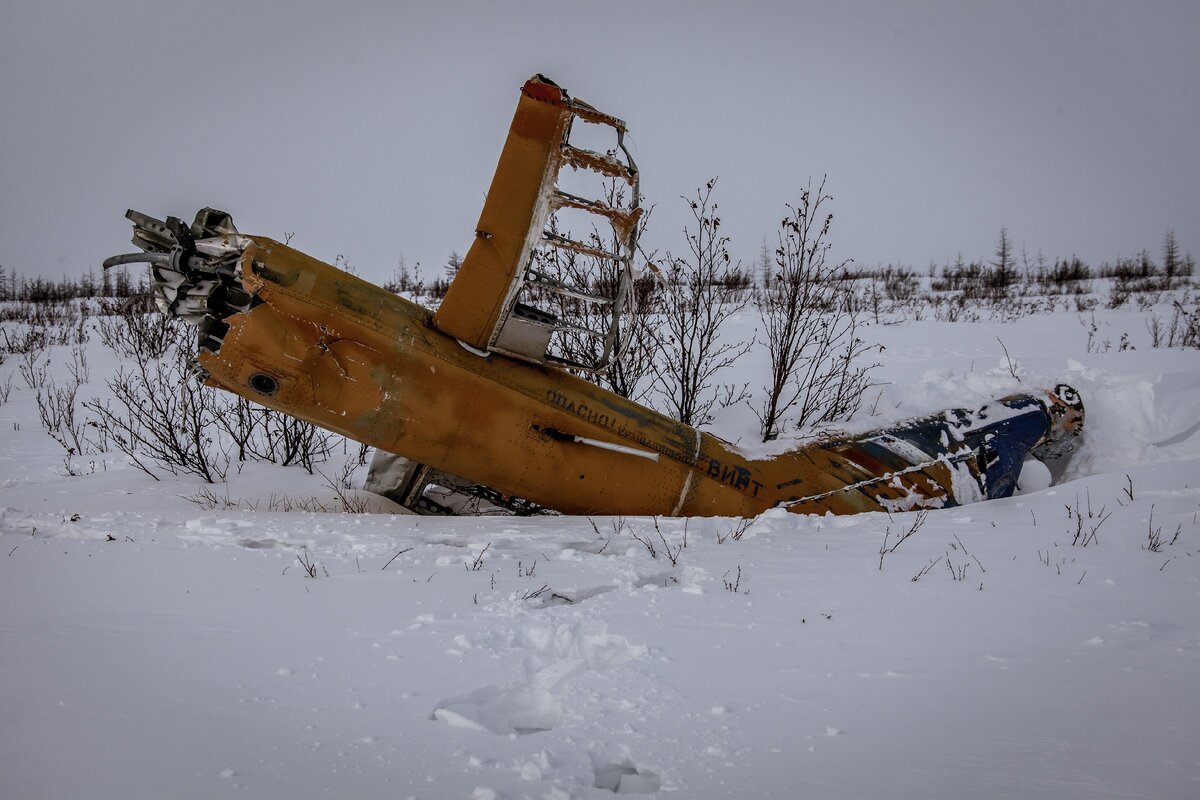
[2,0,1197,285]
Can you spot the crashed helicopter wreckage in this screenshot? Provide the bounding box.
[105,74,1084,517]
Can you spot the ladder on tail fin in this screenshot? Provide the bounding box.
[433,75,642,373]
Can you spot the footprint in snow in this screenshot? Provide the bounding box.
[592,756,662,794]
[532,584,616,608]
[432,622,645,736]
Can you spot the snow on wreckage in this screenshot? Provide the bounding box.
[104,74,1085,517]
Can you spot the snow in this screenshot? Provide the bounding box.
[2,292,1199,799]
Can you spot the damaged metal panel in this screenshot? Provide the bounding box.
[432,75,641,372]
[105,75,1084,518]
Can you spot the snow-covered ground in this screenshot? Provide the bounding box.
[2,291,1198,799]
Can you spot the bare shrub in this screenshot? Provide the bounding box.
[83,354,230,483]
[1,325,51,389]
[183,484,240,510]
[214,396,336,473]
[467,542,491,571]
[944,534,985,585]
[216,396,259,464]
[36,376,90,456]
[258,409,334,473]
[910,556,943,582]
[878,509,929,569]
[1149,301,1199,349]
[714,517,754,544]
[66,344,89,385]
[648,180,752,426]
[319,458,371,513]
[882,266,919,302]
[18,353,49,391]
[756,178,878,441]
[1144,505,1182,553]
[722,565,746,593]
[0,299,82,334]
[1066,492,1111,547]
[628,524,657,559]
[96,305,189,361]
[1106,282,1130,309]
[293,546,326,578]
[1031,256,1092,294]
